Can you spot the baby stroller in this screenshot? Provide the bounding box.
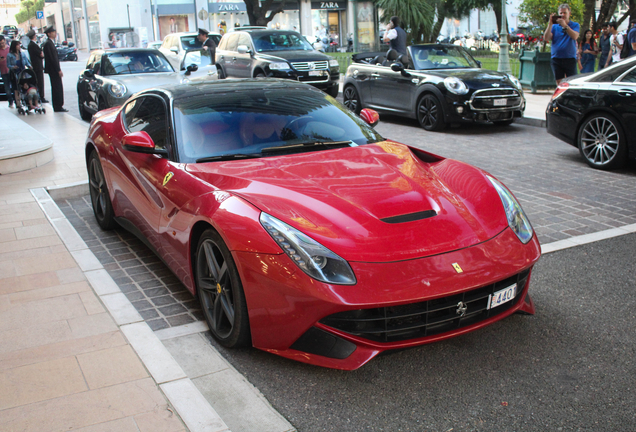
[14,68,45,115]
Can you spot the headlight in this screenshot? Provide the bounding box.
[487,176,534,244]
[508,74,522,90]
[443,77,468,95]
[108,82,127,98]
[329,59,339,67]
[269,62,290,70]
[260,212,356,285]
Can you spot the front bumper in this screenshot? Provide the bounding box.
[235,227,541,370]
[268,68,340,91]
[545,99,578,146]
[446,88,525,123]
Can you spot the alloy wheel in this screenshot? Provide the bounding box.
[343,86,360,114]
[580,116,619,166]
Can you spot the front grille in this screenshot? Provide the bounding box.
[469,88,522,111]
[291,61,329,71]
[320,269,530,343]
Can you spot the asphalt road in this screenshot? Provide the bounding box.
[55,56,636,431]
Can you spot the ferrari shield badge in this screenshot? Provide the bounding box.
[163,172,174,186]
[452,263,463,273]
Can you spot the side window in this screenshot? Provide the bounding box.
[124,96,168,150]
[238,34,252,50]
[93,53,102,74]
[594,63,635,83]
[85,54,95,71]
[618,66,636,83]
[226,33,240,52]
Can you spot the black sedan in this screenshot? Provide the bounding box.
[546,56,636,170]
[342,44,525,131]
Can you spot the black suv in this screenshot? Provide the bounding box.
[215,28,339,97]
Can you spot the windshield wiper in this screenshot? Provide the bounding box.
[196,153,261,163]
[261,140,353,155]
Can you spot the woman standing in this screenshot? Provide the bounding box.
[6,40,31,110]
[578,29,598,73]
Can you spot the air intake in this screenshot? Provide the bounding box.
[380,210,437,224]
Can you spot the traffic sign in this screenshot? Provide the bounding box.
[36,11,44,19]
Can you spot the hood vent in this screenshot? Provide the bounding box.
[380,210,437,224]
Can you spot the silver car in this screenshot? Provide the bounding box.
[159,32,221,72]
[77,48,217,120]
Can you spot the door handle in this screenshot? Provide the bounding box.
[371,73,380,79]
[232,56,237,61]
[618,89,635,97]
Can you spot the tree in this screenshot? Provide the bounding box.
[15,0,44,26]
[519,0,585,31]
[374,0,435,44]
[244,0,287,27]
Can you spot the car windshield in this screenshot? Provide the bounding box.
[181,35,203,50]
[253,33,315,52]
[102,51,174,75]
[410,45,479,70]
[173,87,384,163]
[182,50,213,68]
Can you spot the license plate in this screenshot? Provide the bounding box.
[308,70,325,76]
[487,284,517,310]
[493,98,507,106]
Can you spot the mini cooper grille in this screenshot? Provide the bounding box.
[291,61,329,71]
[320,269,530,343]
[470,88,522,110]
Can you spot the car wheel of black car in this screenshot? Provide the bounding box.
[577,113,627,170]
[417,94,446,131]
[88,151,116,230]
[217,65,226,79]
[326,85,339,98]
[255,72,266,78]
[78,97,92,121]
[196,229,251,348]
[343,85,361,115]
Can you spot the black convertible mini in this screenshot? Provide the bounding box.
[343,44,526,131]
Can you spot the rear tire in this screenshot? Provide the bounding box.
[88,151,116,230]
[577,113,626,170]
[196,229,251,348]
[78,97,91,121]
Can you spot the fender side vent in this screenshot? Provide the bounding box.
[381,210,437,224]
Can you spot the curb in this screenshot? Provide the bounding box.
[516,116,546,128]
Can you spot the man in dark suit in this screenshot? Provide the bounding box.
[197,28,216,60]
[27,30,47,103]
[42,26,67,112]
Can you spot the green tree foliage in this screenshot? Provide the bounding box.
[244,0,287,26]
[374,0,435,44]
[15,0,45,25]
[519,0,585,29]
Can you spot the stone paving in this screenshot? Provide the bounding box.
[56,196,203,331]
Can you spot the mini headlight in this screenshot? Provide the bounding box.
[108,82,127,98]
[488,176,534,244]
[329,59,339,67]
[443,77,468,95]
[508,74,522,90]
[269,62,290,70]
[260,212,356,285]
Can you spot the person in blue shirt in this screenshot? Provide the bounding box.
[543,4,580,84]
[627,18,636,57]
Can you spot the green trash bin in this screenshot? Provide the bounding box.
[518,48,555,94]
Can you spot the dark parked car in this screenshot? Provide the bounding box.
[546,56,636,170]
[57,42,78,61]
[343,44,526,131]
[215,28,340,97]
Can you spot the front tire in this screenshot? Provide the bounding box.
[343,85,361,114]
[78,96,91,121]
[577,113,626,170]
[196,229,251,348]
[88,151,116,230]
[417,94,447,131]
[216,65,226,79]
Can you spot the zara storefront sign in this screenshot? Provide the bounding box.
[209,3,247,13]
[311,2,346,10]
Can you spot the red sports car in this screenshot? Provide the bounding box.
[86,79,541,370]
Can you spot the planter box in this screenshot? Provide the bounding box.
[518,48,555,93]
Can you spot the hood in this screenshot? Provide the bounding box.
[113,72,182,94]
[186,142,508,262]
[425,68,518,90]
[257,50,332,63]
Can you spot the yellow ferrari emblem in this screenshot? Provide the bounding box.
[216,283,222,294]
[163,172,174,186]
[452,263,463,273]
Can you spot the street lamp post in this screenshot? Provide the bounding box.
[497,0,511,74]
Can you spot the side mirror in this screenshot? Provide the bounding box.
[185,64,198,76]
[83,69,95,78]
[237,45,252,55]
[360,108,379,127]
[391,62,411,78]
[170,47,179,54]
[122,131,167,156]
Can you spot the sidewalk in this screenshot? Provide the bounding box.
[0,108,217,432]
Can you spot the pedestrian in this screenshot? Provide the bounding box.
[383,16,407,55]
[197,28,216,60]
[0,35,15,108]
[606,22,623,68]
[544,3,580,85]
[577,29,597,73]
[6,39,31,110]
[42,26,67,112]
[627,17,636,57]
[27,29,47,103]
[598,22,611,70]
